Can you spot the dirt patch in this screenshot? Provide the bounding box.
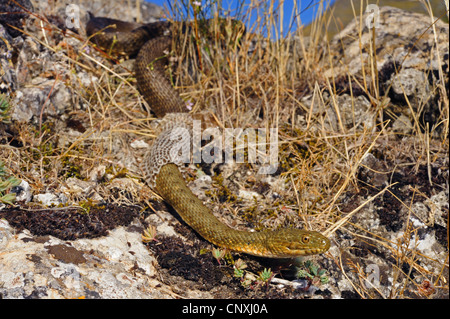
[46,244,87,264]
[0,203,142,240]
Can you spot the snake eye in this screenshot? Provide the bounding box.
[301,235,310,244]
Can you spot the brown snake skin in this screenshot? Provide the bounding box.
[86,15,330,258]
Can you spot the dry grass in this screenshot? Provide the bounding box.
[0,0,448,298]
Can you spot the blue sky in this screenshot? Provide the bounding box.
[147,0,335,36]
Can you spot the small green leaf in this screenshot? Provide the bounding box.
[258,268,273,282]
[0,193,16,205]
[318,269,327,277]
[309,263,319,276]
[234,268,244,278]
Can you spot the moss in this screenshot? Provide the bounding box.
[79,198,106,214]
[205,173,238,204]
[277,126,328,174]
[240,204,261,228]
[61,155,83,179]
[110,167,129,179]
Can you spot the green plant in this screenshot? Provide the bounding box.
[211,247,227,264]
[233,258,247,278]
[296,260,329,285]
[0,94,11,123]
[255,268,274,288]
[0,161,21,205]
[142,225,158,243]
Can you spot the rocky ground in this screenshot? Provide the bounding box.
[0,0,448,299]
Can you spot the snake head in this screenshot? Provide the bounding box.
[266,229,331,258]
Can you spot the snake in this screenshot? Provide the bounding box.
[86,14,330,258]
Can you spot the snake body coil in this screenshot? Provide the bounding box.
[87,15,330,258]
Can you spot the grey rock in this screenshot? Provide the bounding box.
[12,180,33,203]
[34,193,68,206]
[322,6,449,135]
[12,77,73,122]
[0,223,176,299]
[34,0,163,34]
[0,24,17,93]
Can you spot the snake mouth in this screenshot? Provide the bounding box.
[286,246,328,256]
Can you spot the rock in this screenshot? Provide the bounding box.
[12,76,74,122]
[391,113,414,134]
[302,0,448,38]
[0,25,17,94]
[61,177,103,202]
[34,193,68,206]
[76,71,99,88]
[107,178,142,195]
[11,180,32,203]
[0,223,169,298]
[88,165,106,182]
[326,7,448,73]
[238,189,262,201]
[359,153,389,187]
[34,0,162,33]
[130,139,149,149]
[301,92,375,132]
[389,68,428,97]
[14,36,42,86]
[0,218,14,249]
[64,177,95,194]
[322,6,449,135]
